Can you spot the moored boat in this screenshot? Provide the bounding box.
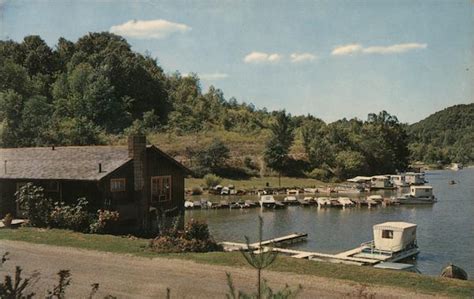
[283,196,299,205]
[395,186,436,204]
[316,197,331,208]
[259,195,277,208]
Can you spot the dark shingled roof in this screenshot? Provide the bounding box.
[0,146,132,181]
[0,145,190,181]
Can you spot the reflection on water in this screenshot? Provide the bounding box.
[185,168,474,277]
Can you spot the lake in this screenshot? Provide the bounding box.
[185,168,474,277]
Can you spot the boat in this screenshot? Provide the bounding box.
[391,175,409,187]
[303,188,318,194]
[244,200,258,208]
[184,200,194,209]
[450,163,463,171]
[259,195,277,208]
[330,198,343,208]
[286,189,300,196]
[192,200,202,209]
[366,195,382,207]
[337,197,354,208]
[283,196,299,205]
[297,199,311,207]
[218,200,230,209]
[316,197,331,208]
[354,222,420,262]
[303,196,316,205]
[394,186,436,204]
[404,172,428,185]
[440,264,468,280]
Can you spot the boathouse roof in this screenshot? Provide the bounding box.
[374,222,417,231]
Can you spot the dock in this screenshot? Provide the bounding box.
[220,233,308,251]
[221,233,385,266]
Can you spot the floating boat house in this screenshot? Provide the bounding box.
[0,135,190,233]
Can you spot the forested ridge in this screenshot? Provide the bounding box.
[408,103,474,165]
[0,33,471,180]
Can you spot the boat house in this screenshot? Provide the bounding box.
[0,135,190,233]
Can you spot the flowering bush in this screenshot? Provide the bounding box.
[15,183,53,227]
[89,209,120,234]
[50,198,91,232]
[150,220,222,253]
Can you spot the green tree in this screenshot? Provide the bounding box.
[196,138,230,172]
[264,111,294,186]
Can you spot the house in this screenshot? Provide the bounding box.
[0,135,190,233]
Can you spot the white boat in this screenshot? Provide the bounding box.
[259,195,277,208]
[450,163,463,171]
[391,175,409,187]
[304,188,318,194]
[283,196,298,205]
[316,197,331,208]
[337,197,354,208]
[351,222,420,263]
[404,172,427,185]
[287,189,299,196]
[366,195,382,206]
[395,186,436,204]
[184,201,194,209]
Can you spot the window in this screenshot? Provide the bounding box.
[110,178,126,192]
[151,176,171,202]
[382,230,394,239]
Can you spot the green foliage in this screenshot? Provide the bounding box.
[226,273,302,299]
[203,174,222,189]
[50,198,92,232]
[408,103,474,164]
[264,111,294,175]
[15,183,53,227]
[196,138,230,173]
[45,270,71,299]
[149,219,222,253]
[16,183,119,234]
[89,209,120,234]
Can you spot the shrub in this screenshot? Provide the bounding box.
[203,173,222,189]
[150,220,222,253]
[89,209,120,234]
[50,198,91,232]
[15,183,53,227]
[305,168,329,181]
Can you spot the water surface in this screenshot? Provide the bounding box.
[185,169,474,277]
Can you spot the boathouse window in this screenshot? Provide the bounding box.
[382,230,394,239]
[110,178,126,192]
[151,176,171,202]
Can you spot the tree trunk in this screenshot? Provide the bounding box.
[278,172,281,187]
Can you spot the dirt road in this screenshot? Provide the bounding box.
[0,240,444,298]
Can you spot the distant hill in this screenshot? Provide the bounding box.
[408,103,474,164]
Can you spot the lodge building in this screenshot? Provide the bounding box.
[0,135,189,233]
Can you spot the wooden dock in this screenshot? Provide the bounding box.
[220,233,382,266]
[220,233,308,251]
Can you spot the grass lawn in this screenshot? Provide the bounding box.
[1,227,473,298]
[185,176,330,190]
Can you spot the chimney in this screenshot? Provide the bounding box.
[98,163,102,173]
[128,135,148,229]
[128,135,147,190]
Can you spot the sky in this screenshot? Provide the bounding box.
[0,0,472,124]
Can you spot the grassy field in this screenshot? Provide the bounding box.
[1,227,472,298]
[185,176,330,190]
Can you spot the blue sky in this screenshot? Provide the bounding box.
[1,0,472,123]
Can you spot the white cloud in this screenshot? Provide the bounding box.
[244,52,282,64]
[199,72,229,81]
[331,44,363,56]
[362,43,427,54]
[110,19,191,39]
[332,43,427,56]
[290,53,317,63]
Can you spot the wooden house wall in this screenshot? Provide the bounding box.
[146,149,185,218]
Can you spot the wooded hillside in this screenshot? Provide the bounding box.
[408,103,474,164]
[0,33,471,180]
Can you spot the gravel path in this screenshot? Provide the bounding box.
[0,240,445,298]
